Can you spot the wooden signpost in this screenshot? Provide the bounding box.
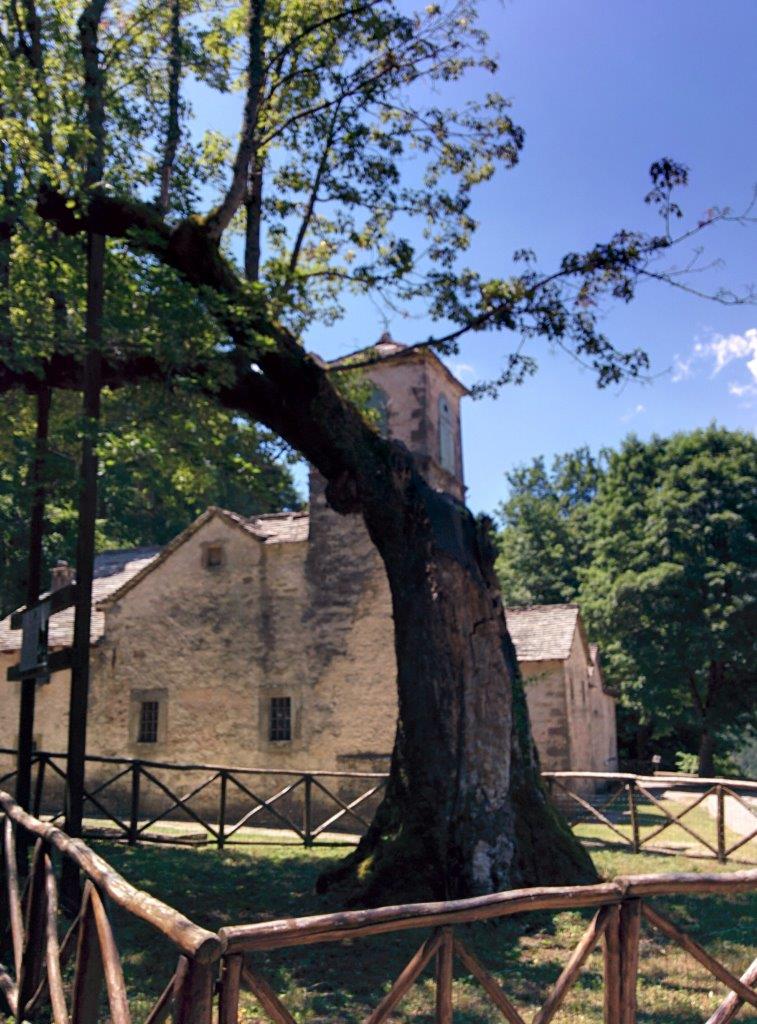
[7,583,76,684]
[7,580,75,870]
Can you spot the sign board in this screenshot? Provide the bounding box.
[7,582,76,683]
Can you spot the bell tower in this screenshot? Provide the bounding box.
[339,333,468,501]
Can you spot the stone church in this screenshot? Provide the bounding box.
[0,338,616,789]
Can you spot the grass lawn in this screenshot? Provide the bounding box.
[568,789,757,863]
[96,836,756,1024]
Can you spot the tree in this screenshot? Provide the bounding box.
[0,384,299,614]
[496,448,602,606]
[1,0,753,900]
[579,428,757,777]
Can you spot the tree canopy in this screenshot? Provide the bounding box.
[496,427,757,775]
[1,0,755,899]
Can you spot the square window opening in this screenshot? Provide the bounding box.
[269,697,292,742]
[138,700,160,743]
[205,544,224,568]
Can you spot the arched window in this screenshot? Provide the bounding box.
[438,395,455,474]
[367,385,389,437]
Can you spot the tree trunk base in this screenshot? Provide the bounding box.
[317,775,597,907]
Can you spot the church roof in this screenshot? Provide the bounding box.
[329,332,469,396]
[504,604,581,662]
[0,507,309,654]
[232,509,310,544]
[0,547,161,652]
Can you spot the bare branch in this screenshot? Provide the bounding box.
[288,101,341,274]
[158,0,182,213]
[205,0,264,240]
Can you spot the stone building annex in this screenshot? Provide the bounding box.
[0,338,617,785]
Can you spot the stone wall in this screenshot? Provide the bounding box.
[519,660,570,773]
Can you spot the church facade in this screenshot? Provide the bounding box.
[0,339,616,795]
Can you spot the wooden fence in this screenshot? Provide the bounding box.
[2,789,755,1023]
[0,789,221,1024]
[1,752,755,862]
[543,771,757,864]
[0,748,388,848]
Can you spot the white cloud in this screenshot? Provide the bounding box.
[620,403,646,423]
[729,381,757,399]
[672,328,757,397]
[453,362,475,378]
[671,356,692,382]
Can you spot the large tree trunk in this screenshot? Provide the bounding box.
[315,452,596,904]
[697,729,715,778]
[696,661,722,778]
[32,192,597,904]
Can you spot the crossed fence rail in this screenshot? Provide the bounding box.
[1,750,755,864]
[542,771,757,864]
[0,748,388,849]
[1,789,756,1024]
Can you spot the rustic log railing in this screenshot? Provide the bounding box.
[1,789,755,1023]
[215,870,757,1024]
[542,771,757,864]
[0,748,388,849]
[1,751,755,862]
[0,789,223,1024]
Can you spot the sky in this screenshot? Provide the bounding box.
[194,1,757,515]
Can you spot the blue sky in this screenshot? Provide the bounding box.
[195,1,757,514]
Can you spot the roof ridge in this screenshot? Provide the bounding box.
[249,510,309,522]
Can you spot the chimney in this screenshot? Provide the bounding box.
[51,560,75,591]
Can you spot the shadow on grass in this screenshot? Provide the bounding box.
[97,841,755,1024]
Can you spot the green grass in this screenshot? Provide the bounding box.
[572,792,756,862]
[94,838,757,1024]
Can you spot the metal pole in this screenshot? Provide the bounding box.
[16,388,51,806]
[16,386,51,867]
[62,231,104,908]
[32,751,47,817]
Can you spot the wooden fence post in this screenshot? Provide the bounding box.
[627,783,640,854]
[619,899,641,1024]
[218,954,242,1024]
[435,927,454,1024]
[71,885,105,1024]
[603,904,621,1024]
[218,771,227,850]
[128,762,141,846]
[16,840,48,1015]
[173,958,215,1024]
[716,786,726,863]
[303,775,312,848]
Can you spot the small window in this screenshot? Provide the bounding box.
[269,697,292,742]
[438,395,455,474]
[138,701,160,743]
[204,543,224,569]
[366,386,389,437]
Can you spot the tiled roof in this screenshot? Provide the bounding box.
[0,506,310,655]
[218,507,309,544]
[504,604,580,662]
[0,547,160,653]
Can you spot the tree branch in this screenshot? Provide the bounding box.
[205,0,264,240]
[288,101,341,274]
[158,0,182,213]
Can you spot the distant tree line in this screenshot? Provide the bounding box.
[496,426,757,777]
